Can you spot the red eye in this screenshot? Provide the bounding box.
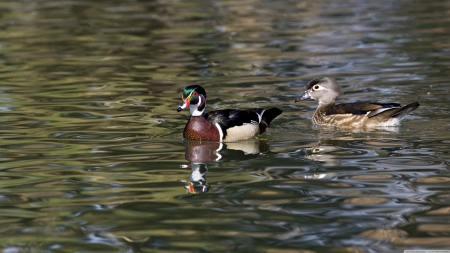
[193,91,198,96]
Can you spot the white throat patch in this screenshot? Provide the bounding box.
[190,96,205,116]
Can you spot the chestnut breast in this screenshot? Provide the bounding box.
[183,116,221,141]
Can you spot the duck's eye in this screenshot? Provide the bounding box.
[313,85,320,90]
[193,91,198,96]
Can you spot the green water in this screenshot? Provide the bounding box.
[0,0,449,252]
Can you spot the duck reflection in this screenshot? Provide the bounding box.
[305,138,379,167]
[304,138,354,167]
[179,139,269,194]
[179,162,210,194]
[312,124,400,133]
[305,145,342,167]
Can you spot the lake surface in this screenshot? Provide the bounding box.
[0,0,449,252]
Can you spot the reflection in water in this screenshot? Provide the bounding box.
[305,137,380,167]
[312,124,401,133]
[179,139,269,194]
[183,140,223,163]
[178,141,221,194]
[305,145,342,166]
[179,163,210,194]
[0,0,449,252]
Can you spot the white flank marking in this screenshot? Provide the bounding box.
[215,122,224,141]
[224,123,259,142]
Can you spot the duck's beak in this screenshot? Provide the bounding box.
[177,97,190,112]
[295,90,311,102]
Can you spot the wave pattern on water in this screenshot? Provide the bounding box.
[0,0,449,252]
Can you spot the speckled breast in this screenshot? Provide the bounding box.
[183,116,221,141]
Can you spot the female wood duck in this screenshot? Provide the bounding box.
[295,77,420,128]
[177,85,282,142]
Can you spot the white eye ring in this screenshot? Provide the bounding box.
[313,85,320,90]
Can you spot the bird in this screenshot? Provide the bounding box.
[177,85,282,142]
[294,77,420,128]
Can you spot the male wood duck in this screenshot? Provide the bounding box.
[177,85,282,142]
[295,77,420,128]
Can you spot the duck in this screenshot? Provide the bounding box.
[294,77,420,128]
[177,85,282,142]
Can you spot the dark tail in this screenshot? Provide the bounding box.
[259,108,283,134]
[391,102,420,119]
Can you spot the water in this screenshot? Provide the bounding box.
[0,0,449,252]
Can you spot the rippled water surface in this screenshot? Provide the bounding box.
[0,0,449,252]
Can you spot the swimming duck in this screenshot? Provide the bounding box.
[177,85,282,142]
[295,77,420,128]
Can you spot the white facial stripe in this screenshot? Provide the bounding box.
[187,89,197,99]
[182,89,197,105]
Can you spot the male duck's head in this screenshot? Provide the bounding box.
[295,77,343,105]
[177,85,207,116]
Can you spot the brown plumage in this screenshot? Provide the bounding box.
[183,116,221,141]
[295,77,420,128]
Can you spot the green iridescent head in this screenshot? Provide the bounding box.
[177,85,207,113]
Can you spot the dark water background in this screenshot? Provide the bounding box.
[0,0,449,252]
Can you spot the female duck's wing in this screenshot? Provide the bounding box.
[327,102,403,117]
